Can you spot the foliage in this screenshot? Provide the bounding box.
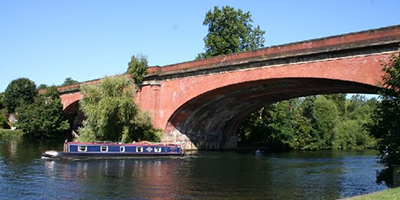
[239,100,299,149]
[324,94,346,116]
[127,54,148,88]
[238,94,377,151]
[197,6,265,59]
[333,120,375,150]
[0,92,4,110]
[332,95,377,150]
[0,129,24,139]
[239,101,295,149]
[0,93,6,128]
[4,78,37,114]
[289,96,323,150]
[368,50,400,187]
[78,76,160,143]
[0,114,7,128]
[15,86,69,138]
[313,96,339,148]
[37,84,48,90]
[61,77,79,86]
[289,110,318,150]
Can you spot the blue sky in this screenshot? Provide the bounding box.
[1,0,399,92]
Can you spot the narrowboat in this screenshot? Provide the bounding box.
[42,141,184,159]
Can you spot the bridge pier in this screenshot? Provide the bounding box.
[161,129,241,150]
[161,131,198,150]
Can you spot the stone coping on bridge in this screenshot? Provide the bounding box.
[147,25,400,77]
[56,78,102,94]
[56,24,400,93]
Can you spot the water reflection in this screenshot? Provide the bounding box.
[0,138,387,200]
[0,137,62,164]
[42,158,187,199]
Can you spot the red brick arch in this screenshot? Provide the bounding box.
[146,53,388,150]
[60,25,400,150]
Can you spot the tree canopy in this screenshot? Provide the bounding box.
[15,86,69,138]
[238,94,377,151]
[197,6,265,59]
[369,50,400,187]
[127,54,148,88]
[78,75,160,143]
[4,78,37,114]
[61,77,79,86]
[0,92,4,110]
[37,84,48,90]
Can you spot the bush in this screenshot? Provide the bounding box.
[0,129,24,138]
[79,76,161,143]
[4,78,37,113]
[15,86,69,138]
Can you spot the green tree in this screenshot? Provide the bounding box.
[333,119,375,150]
[127,54,148,88]
[197,6,265,59]
[239,94,377,150]
[369,50,400,187]
[0,93,7,128]
[289,97,320,150]
[324,94,346,116]
[0,92,5,110]
[61,77,79,86]
[0,115,7,128]
[290,113,318,150]
[289,96,340,150]
[15,86,69,138]
[4,78,37,114]
[238,100,295,149]
[346,94,367,118]
[37,84,48,90]
[313,96,339,149]
[261,101,295,149]
[78,76,160,143]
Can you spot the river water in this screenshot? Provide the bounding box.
[0,138,387,200]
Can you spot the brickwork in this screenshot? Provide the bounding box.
[60,25,400,149]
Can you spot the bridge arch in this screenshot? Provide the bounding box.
[62,100,83,133]
[58,25,400,150]
[165,77,378,150]
[155,49,390,149]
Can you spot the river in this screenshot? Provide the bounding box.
[0,138,387,200]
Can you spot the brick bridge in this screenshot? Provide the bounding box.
[59,25,400,150]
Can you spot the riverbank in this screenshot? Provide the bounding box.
[342,187,400,200]
[0,128,24,138]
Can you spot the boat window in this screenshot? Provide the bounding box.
[137,146,143,152]
[101,146,108,152]
[120,146,125,152]
[155,147,162,152]
[78,146,87,152]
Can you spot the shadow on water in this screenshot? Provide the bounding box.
[0,138,388,200]
[0,137,63,164]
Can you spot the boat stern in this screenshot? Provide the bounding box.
[42,150,60,158]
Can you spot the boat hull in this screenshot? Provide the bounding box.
[42,142,185,159]
[42,150,184,159]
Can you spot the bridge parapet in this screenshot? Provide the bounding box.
[57,25,400,150]
[58,25,400,93]
[146,25,400,79]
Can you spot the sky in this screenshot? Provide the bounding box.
[1,0,399,92]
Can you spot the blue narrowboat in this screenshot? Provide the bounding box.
[42,141,184,159]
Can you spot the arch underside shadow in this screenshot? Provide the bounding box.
[63,100,84,134]
[165,78,378,150]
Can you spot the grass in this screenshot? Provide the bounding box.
[0,128,24,139]
[342,187,400,200]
